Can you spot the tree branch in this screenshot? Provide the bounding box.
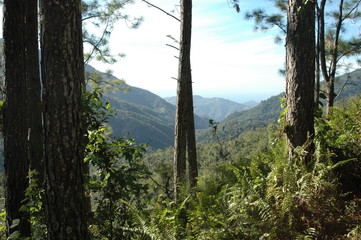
[141,0,180,22]
[166,44,179,51]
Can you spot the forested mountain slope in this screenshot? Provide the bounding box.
[332,68,361,101]
[196,93,283,143]
[164,95,258,121]
[86,65,208,149]
[197,68,361,144]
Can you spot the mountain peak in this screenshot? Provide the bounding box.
[164,95,258,121]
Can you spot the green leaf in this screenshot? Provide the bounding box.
[319,92,327,99]
[10,219,20,229]
[19,205,29,212]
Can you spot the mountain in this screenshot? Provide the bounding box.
[196,93,283,144]
[332,68,361,101]
[164,95,258,121]
[86,65,209,149]
[197,68,361,144]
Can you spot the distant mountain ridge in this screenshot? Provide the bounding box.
[197,68,361,144]
[164,95,258,121]
[89,66,361,148]
[86,65,208,149]
[332,68,361,101]
[196,93,283,144]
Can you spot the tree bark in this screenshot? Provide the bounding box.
[3,0,31,236]
[173,71,187,203]
[315,3,321,109]
[186,86,198,191]
[41,0,89,238]
[25,0,43,182]
[285,0,315,167]
[174,0,197,202]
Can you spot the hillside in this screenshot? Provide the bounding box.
[196,93,283,144]
[86,65,209,149]
[332,68,361,101]
[164,95,258,121]
[197,68,361,144]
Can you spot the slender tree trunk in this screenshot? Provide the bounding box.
[285,0,315,167]
[41,0,89,238]
[3,0,31,236]
[315,3,321,109]
[174,0,197,202]
[186,85,198,190]
[319,0,344,117]
[326,0,343,116]
[173,73,187,203]
[326,77,335,116]
[182,0,198,191]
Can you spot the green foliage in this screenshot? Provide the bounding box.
[0,176,6,239]
[20,171,46,239]
[144,96,361,239]
[84,88,152,239]
[316,95,361,196]
[244,0,287,44]
[148,197,193,240]
[84,66,208,150]
[81,0,141,94]
[86,129,151,239]
[83,87,115,132]
[82,0,143,64]
[4,171,46,240]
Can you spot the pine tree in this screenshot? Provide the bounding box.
[3,0,31,237]
[41,0,89,238]
[174,0,198,201]
[318,0,361,117]
[285,0,315,167]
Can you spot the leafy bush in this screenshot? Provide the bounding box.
[84,89,152,239]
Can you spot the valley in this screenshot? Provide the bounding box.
[88,66,361,150]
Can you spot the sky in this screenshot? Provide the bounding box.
[87,0,286,103]
[0,1,359,103]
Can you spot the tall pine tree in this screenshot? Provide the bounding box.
[285,0,315,167]
[3,0,31,236]
[41,0,89,238]
[174,0,198,201]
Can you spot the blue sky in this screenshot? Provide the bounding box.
[0,1,358,103]
[89,0,286,103]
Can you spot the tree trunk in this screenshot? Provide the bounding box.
[41,0,89,238]
[25,0,43,182]
[319,0,344,117]
[315,3,321,110]
[3,0,31,237]
[174,0,197,202]
[326,0,344,116]
[173,74,187,203]
[182,0,198,192]
[326,77,335,116]
[285,0,315,167]
[186,84,198,191]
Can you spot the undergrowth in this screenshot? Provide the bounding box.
[1,94,361,239]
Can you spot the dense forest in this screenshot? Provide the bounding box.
[1,0,361,239]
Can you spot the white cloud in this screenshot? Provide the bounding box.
[89,0,286,102]
[0,1,286,102]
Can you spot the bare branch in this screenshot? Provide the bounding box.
[141,0,180,22]
[166,44,179,51]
